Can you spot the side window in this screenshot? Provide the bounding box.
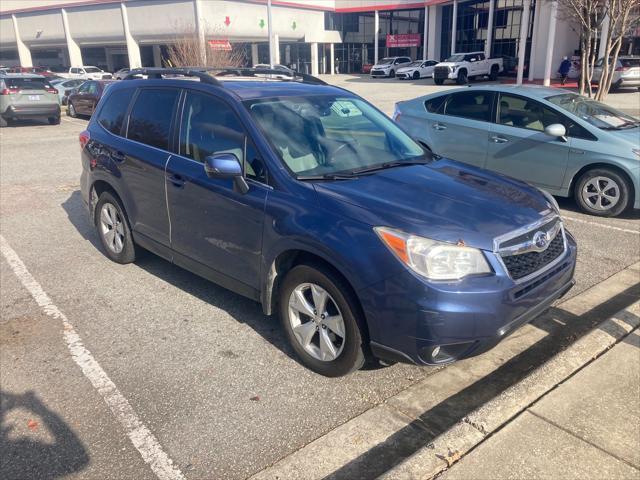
[427,61,438,66]
[78,82,90,93]
[444,91,493,122]
[425,95,447,114]
[87,83,98,95]
[97,88,134,136]
[497,94,563,132]
[127,88,180,150]
[70,68,78,74]
[180,91,266,182]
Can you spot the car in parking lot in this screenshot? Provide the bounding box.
[433,52,503,85]
[67,79,115,117]
[80,68,576,377]
[370,57,412,78]
[68,66,113,80]
[0,73,61,126]
[592,56,640,90]
[50,78,85,104]
[393,85,640,217]
[396,60,438,80]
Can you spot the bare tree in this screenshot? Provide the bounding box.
[595,0,640,100]
[557,0,607,96]
[165,23,246,70]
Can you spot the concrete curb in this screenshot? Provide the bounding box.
[379,301,640,480]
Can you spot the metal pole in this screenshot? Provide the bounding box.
[267,0,274,67]
[374,10,379,64]
[451,0,458,55]
[422,5,428,60]
[516,0,531,85]
[485,0,495,58]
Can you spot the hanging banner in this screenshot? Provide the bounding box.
[386,34,421,48]
[208,40,232,51]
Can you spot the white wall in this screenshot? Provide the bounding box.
[67,4,125,45]
[14,10,66,46]
[0,16,16,47]
[530,2,579,79]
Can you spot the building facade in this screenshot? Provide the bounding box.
[1,0,634,81]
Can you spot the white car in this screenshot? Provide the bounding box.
[433,52,503,85]
[49,78,85,104]
[68,66,112,80]
[370,57,412,78]
[395,60,438,80]
[592,56,640,90]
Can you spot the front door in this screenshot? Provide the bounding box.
[486,93,570,190]
[166,90,269,290]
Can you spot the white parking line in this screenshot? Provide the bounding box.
[61,117,87,126]
[0,235,185,480]
[563,215,640,235]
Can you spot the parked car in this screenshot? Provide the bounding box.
[393,85,640,217]
[80,68,577,376]
[0,73,61,126]
[68,66,113,80]
[592,56,640,90]
[370,57,412,78]
[50,78,85,104]
[396,60,439,80]
[433,52,503,85]
[114,68,132,80]
[67,80,115,117]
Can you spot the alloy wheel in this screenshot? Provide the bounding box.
[100,203,125,253]
[582,176,620,211]
[288,283,346,362]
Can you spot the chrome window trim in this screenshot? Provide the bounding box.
[493,212,568,284]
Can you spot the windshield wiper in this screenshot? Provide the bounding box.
[349,159,430,175]
[297,173,359,181]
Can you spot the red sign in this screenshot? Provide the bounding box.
[386,34,421,48]
[208,40,232,51]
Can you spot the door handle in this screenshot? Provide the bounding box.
[111,151,126,163]
[490,135,509,144]
[167,173,185,188]
[432,123,447,131]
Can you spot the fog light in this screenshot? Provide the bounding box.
[432,346,441,358]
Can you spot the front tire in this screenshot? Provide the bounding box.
[456,70,468,85]
[95,191,137,263]
[434,78,444,85]
[574,168,631,217]
[279,264,366,377]
[412,71,420,80]
[389,69,395,78]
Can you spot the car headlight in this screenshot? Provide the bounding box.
[632,148,640,159]
[538,188,560,213]
[375,227,491,281]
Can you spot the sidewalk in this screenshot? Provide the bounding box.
[439,329,640,480]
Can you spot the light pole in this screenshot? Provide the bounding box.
[267,0,274,67]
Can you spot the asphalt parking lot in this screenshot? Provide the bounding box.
[1,77,639,480]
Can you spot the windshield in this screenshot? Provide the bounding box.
[377,58,394,65]
[245,95,425,177]
[445,54,466,62]
[407,61,422,67]
[85,67,101,73]
[547,93,639,130]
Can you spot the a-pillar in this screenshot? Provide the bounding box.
[543,0,558,86]
[120,3,141,69]
[374,10,379,64]
[330,43,335,74]
[153,45,162,67]
[11,15,32,67]
[485,0,494,57]
[251,43,259,66]
[310,42,318,75]
[60,9,82,67]
[451,0,458,55]
[516,0,531,85]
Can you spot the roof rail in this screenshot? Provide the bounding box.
[212,67,327,85]
[123,67,222,86]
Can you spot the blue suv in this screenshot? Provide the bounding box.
[80,68,577,377]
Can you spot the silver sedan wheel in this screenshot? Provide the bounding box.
[100,203,125,254]
[582,176,620,211]
[288,283,346,362]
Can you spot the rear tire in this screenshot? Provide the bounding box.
[434,78,444,85]
[279,264,366,377]
[489,65,499,81]
[95,191,137,263]
[68,102,77,118]
[574,168,631,217]
[456,70,468,85]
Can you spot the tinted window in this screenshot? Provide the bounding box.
[498,94,563,132]
[620,58,640,68]
[87,82,98,95]
[98,88,134,136]
[78,82,90,93]
[425,95,447,114]
[127,88,180,150]
[2,77,52,90]
[180,91,266,182]
[445,92,493,122]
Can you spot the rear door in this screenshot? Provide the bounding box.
[486,92,570,189]
[74,81,92,113]
[165,90,269,290]
[119,87,181,246]
[426,90,494,168]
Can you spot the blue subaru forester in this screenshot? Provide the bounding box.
[80,68,577,377]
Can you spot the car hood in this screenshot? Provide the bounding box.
[397,66,417,73]
[313,159,553,251]
[605,127,640,149]
[435,62,459,68]
[373,64,392,69]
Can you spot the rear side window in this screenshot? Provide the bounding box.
[444,91,493,122]
[425,95,447,114]
[620,58,640,68]
[97,88,134,136]
[127,88,180,150]
[2,77,52,90]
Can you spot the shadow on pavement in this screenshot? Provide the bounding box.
[0,390,89,480]
[321,282,640,480]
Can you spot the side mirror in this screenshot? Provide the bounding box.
[204,153,249,194]
[544,123,567,141]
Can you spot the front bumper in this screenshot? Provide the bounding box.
[361,232,578,366]
[619,77,640,87]
[2,104,60,119]
[371,69,392,77]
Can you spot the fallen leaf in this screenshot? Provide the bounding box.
[250,396,260,402]
[436,449,461,467]
[27,420,38,431]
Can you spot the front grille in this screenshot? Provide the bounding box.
[502,233,565,280]
[433,66,450,79]
[371,70,386,75]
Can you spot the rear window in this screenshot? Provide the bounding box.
[620,58,640,68]
[97,88,134,136]
[126,88,180,150]
[3,77,52,90]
